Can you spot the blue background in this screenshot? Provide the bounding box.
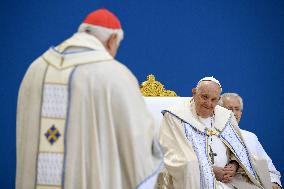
[1,0,283,188]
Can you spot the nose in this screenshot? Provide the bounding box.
[203,99,210,108]
[208,100,214,109]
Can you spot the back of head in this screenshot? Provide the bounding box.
[78,8,124,45]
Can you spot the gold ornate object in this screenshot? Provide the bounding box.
[140,74,177,97]
[157,169,174,189]
[141,74,177,188]
[206,129,219,136]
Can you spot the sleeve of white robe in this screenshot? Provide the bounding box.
[253,135,282,187]
[105,62,162,188]
[158,112,200,189]
[16,59,48,189]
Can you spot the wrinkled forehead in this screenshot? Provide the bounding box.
[197,81,221,95]
[223,96,241,106]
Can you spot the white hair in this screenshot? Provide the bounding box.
[219,93,243,110]
[197,76,222,93]
[78,23,124,45]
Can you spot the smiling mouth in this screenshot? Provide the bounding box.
[201,105,211,110]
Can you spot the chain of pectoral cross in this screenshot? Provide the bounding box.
[209,116,217,164]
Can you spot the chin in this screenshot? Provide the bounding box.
[198,108,212,118]
[202,110,212,116]
[200,113,211,118]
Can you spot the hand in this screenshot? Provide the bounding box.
[213,166,226,182]
[222,162,238,183]
[272,182,281,189]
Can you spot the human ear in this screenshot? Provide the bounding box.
[106,34,117,50]
[192,88,197,96]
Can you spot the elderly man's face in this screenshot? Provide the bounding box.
[192,81,221,118]
[222,96,242,123]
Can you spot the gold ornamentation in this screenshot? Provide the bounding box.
[157,169,174,189]
[206,129,219,136]
[140,74,177,97]
[45,125,61,145]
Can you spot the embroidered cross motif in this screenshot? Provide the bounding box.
[45,125,61,145]
[209,145,217,164]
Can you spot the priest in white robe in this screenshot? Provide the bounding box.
[219,93,282,189]
[158,77,272,189]
[16,9,162,189]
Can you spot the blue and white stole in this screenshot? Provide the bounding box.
[163,110,261,189]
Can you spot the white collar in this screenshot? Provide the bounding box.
[42,32,113,69]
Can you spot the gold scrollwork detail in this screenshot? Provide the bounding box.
[140,74,177,97]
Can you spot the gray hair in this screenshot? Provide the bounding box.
[219,93,243,110]
[78,23,124,45]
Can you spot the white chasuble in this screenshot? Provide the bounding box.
[159,98,266,189]
[16,32,162,189]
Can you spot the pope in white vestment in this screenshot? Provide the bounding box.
[16,9,162,189]
[159,77,271,189]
